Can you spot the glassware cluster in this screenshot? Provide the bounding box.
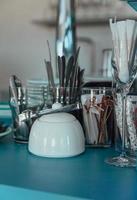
[105,19,137,167]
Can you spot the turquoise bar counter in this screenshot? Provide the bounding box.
[128,0,137,11]
[0,135,136,200]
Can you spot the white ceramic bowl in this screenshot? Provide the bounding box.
[28,112,85,158]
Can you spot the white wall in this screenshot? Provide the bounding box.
[77,25,113,77]
[0,0,136,100]
[0,0,55,96]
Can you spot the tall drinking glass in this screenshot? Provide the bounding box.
[105,51,137,167]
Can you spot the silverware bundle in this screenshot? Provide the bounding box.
[44,47,84,106]
[9,75,36,142]
[9,75,25,115]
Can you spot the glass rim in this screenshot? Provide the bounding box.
[82,87,112,91]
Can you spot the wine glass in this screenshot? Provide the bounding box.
[105,50,137,167]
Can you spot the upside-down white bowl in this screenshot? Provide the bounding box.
[28,112,85,158]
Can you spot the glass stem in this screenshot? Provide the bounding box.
[121,90,127,157]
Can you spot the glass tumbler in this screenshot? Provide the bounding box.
[26,86,45,110]
[81,87,115,147]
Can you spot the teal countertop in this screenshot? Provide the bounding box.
[0,185,89,200]
[128,1,137,11]
[0,135,136,200]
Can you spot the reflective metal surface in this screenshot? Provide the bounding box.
[56,0,76,60]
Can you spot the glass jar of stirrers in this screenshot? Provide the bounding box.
[81,87,115,147]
